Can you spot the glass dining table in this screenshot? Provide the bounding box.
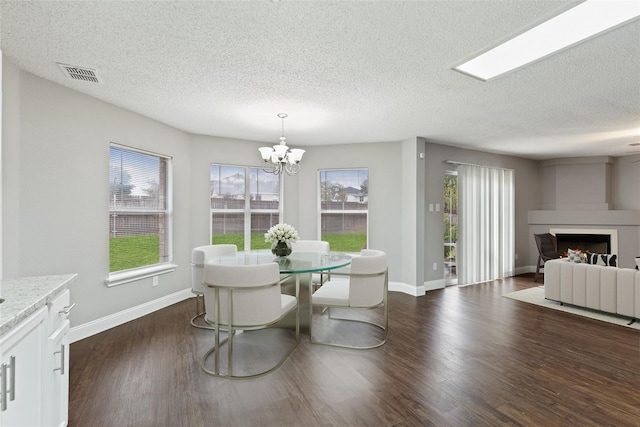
[207,250,352,331]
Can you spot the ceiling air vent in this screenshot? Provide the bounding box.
[57,63,102,83]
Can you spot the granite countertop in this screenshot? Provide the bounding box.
[0,274,77,337]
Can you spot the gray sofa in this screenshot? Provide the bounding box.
[544,258,640,321]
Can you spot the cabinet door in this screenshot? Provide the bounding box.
[1,307,47,427]
[46,320,70,427]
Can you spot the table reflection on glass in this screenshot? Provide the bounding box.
[208,250,352,331]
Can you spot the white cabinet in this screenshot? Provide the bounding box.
[1,289,73,427]
[0,307,47,427]
[46,319,69,427]
[44,290,71,427]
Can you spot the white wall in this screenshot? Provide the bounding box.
[612,154,640,210]
[539,157,613,210]
[189,135,422,294]
[400,138,424,294]
[298,139,421,293]
[2,61,192,328]
[613,156,640,264]
[422,141,541,284]
[188,133,272,248]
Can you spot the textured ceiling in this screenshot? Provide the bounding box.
[1,0,639,160]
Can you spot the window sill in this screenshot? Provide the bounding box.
[105,264,178,287]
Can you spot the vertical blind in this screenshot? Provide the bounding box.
[457,164,514,285]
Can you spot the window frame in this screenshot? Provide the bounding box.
[105,143,175,287]
[210,163,281,251]
[318,168,369,253]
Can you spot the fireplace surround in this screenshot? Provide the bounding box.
[527,156,638,270]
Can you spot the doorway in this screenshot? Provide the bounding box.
[444,171,458,286]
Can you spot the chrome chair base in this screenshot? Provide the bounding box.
[200,328,299,379]
[189,294,215,330]
[309,257,389,351]
[309,306,387,350]
[190,313,215,329]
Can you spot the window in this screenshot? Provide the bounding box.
[210,164,280,250]
[319,168,368,252]
[108,144,172,280]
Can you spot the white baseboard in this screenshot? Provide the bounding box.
[516,265,535,275]
[389,281,426,296]
[424,278,445,292]
[69,288,193,343]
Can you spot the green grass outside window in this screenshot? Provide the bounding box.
[109,235,160,272]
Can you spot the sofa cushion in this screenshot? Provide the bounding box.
[585,252,617,267]
[617,269,636,317]
[544,259,562,301]
[600,267,618,313]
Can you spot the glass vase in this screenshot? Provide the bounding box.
[271,240,292,257]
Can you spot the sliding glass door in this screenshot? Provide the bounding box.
[444,172,458,286]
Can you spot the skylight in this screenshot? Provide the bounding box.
[453,0,640,81]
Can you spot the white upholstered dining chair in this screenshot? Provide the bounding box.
[190,244,237,329]
[309,249,388,349]
[200,262,299,379]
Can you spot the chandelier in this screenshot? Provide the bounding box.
[258,113,305,175]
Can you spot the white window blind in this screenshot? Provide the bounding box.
[109,144,171,273]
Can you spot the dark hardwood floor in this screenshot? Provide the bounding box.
[69,274,640,426]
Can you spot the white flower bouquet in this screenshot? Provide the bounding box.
[264,223,299,244]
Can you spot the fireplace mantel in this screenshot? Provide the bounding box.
[528,210,640,226]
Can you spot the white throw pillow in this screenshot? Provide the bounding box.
[568,249,585,263]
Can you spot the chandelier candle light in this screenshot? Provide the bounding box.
[258,113,305,175]
[265,223,299,257]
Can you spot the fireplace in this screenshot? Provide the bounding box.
[555,233,610,255]
[550,228,618,255]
